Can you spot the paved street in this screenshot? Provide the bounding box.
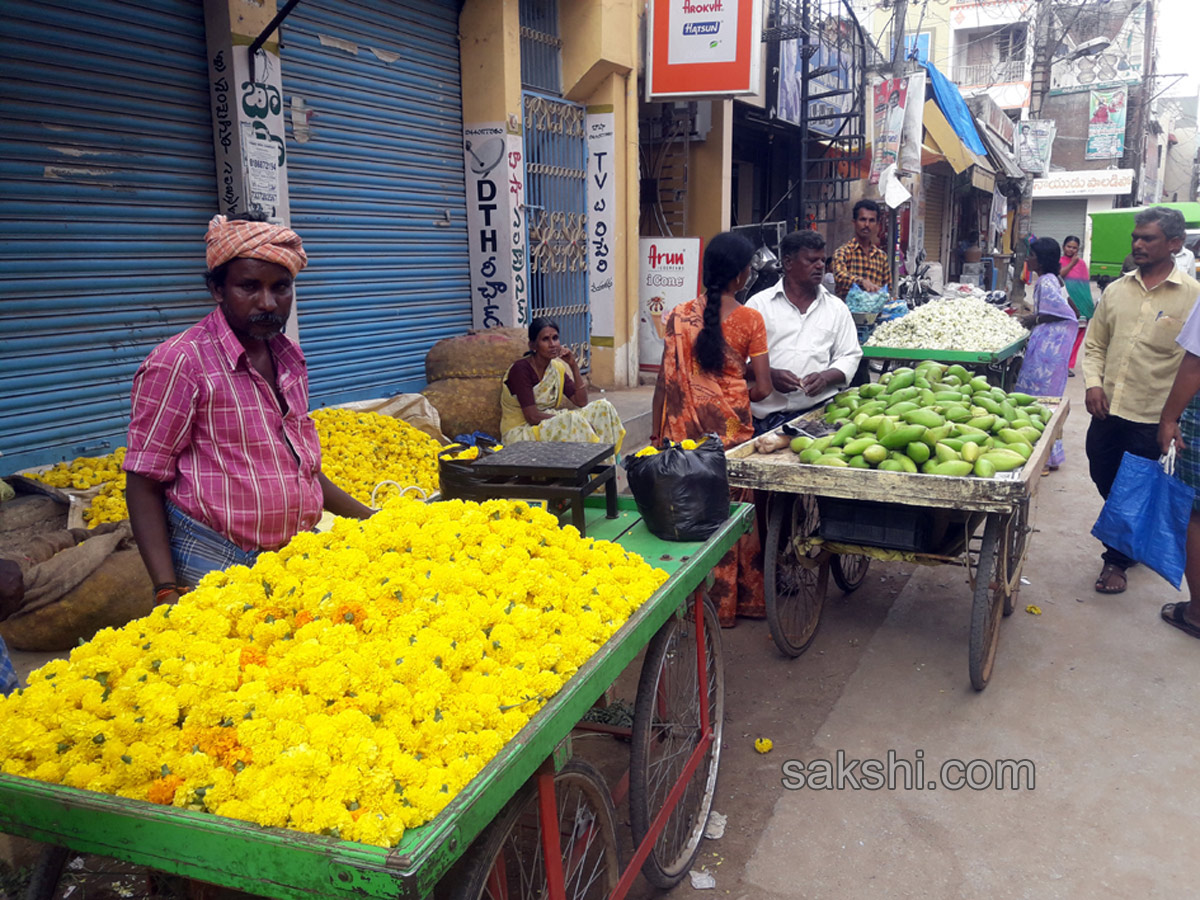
[670,372,1200,898]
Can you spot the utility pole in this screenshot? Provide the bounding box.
[1009,0,1053,306]
[888,0,908,294]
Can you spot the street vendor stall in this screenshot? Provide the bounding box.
[0,495,752,900]
[728,361,1069,691]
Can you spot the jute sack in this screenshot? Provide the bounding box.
[422,377,504,441]
[0,522,154,651]
[425,328,528,382]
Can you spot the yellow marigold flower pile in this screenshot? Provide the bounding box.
[311,408,440,503]
[0,498,668,847]
[25,448,128,526]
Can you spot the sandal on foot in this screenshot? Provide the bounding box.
[1095,563,1127,594]
[1161,601,1200,639]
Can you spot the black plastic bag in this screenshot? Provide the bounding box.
[623,436,729,542]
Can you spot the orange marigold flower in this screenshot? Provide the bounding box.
[148,775,185,805]
[240,647,268,669]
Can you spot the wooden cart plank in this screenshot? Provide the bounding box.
[0,497,752,900]
[728,400,1069,513]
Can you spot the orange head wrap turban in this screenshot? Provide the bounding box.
[205,214,308,277]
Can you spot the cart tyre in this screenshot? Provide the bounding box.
[24,844,69,900]
[764,493,829,657]
[1002,499,1031,617]
[969,515,1005,691]
[831,554,871,594]
[443,759,620,900]
[629,597,725,889]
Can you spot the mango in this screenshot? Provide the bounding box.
[789,435,813,453]
[972,396,1002,416]
[892,453,918,474]
[859,382,886,399]
[842,436,877,457]
[969,375,991,393]
[933,460,975,477]
[858,415,884,434]
[799,448,823,464]
[961,441,982,463]
[939,438,966,452]
[1007,391,1035,406]
[847,454,871,469]
[943,405,973,423]
[884,370,916,393]
[920,424,955,448]
[886,386,921,405]
[974,458,997,478]
[934,443,961,464]
[1017,426,1042,445]
[814,455,849,467]
[998,428,1033,448]
[921,459,940,474]
[876,417,896,440]
[863,444,889,465]
[947,364,970,381]
[933,391,966,404]
[905,441,931,464]
[966,414,996,432]
[903,408,946,429]
[887,401,920,416]
[881,424,928,450]
[980,449,1027,471]
[830,422,858,447]
[811,436,833,453]
[878,458,904,472]
[1000,400,1018,421]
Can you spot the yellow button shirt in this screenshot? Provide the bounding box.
[1082,266,1200,423]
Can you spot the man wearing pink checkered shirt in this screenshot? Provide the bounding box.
[123,213,373,603]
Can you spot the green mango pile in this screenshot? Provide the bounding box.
[789,361,1052,478]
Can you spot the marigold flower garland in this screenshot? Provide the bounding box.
[0,499,668,847]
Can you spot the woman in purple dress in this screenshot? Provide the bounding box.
[1015,237,1078,475]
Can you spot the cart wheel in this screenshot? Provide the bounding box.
[830,553,871,594]
[1002,499,1031,617]
[629,597,724,889]
[969,514,1005,691]
[445,759,620,900]
[764,493,829,657]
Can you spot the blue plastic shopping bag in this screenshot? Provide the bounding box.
[1091,451,1195,589]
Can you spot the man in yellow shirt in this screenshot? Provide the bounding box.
[1083,206,1200,594]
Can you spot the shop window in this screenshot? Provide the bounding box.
[520,0,562,95]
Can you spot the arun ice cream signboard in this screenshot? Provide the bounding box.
[638,237,702,371]
[647,0,762,99]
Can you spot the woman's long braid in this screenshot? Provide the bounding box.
[694,276,727,374]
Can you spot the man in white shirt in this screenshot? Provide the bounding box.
[746,229,863,434]
[1174,243,1196,279]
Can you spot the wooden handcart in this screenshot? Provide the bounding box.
[727,400,1069,691]
[0,497,752,900]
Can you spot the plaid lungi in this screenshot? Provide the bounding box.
[0,635,19,696]
[1177,394,1200,513]
[166,499,260,588]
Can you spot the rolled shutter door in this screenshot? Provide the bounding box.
[281,0,471,404]
[1031,198,1089,248]
[924,174,948,266]
[0,0,216,471]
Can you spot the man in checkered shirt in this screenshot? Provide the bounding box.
[123,213,374,603]
[831,198,890,300]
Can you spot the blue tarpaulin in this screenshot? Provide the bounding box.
[921,61,988,156]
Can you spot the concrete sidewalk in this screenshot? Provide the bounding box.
[670,371,1200,898]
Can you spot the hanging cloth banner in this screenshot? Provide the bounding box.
[870,76,909,185]
[1086,87,1128,160]
[897,70,926,175]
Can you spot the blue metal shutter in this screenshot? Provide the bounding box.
[0,0,216,471]
[281,0,471,403]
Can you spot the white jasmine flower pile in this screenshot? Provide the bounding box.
[866,296,1029,352]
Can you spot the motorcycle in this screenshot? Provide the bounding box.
[897,249,938,308]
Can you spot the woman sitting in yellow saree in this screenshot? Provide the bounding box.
[500,318,625,454]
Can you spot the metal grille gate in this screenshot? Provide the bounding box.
[522,92,590,371]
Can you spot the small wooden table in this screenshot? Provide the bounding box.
[458,441,619,535]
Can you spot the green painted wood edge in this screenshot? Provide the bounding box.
[0,501,753,900]
[861,335,1028,364]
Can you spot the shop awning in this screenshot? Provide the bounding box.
[923,100,996,193]
[921,61,988,156]
[977,125,1026,185]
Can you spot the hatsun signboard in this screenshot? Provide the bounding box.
[646,0,762,99]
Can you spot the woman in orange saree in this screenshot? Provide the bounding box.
[651,231,773,627]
